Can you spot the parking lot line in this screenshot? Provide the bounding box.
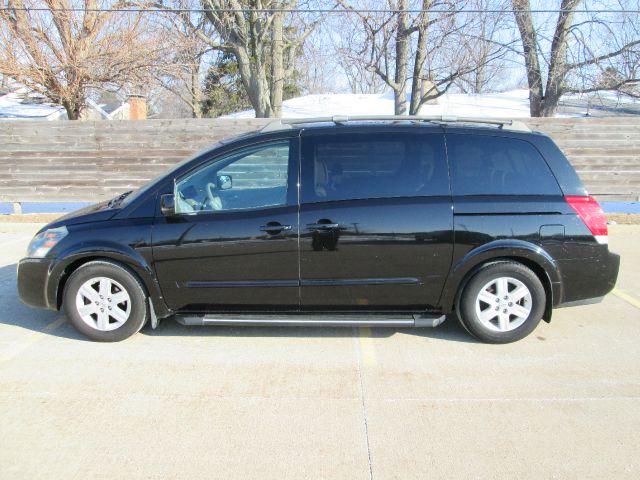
[358,327,377,367]
[612,288,640,310]
[0,316,67,366]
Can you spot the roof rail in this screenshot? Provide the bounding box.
[261,115,531,133]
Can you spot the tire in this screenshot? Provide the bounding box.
[63,260,148,342]
[457,261,545,344]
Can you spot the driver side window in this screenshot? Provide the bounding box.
[175,141,290,214]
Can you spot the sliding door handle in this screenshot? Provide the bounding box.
[306,223,339,231]
[260,223,292,234]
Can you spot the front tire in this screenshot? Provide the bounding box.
[457,261,545,344]
[63,260,148,342]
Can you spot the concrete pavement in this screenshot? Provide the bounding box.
[0,222,639,479]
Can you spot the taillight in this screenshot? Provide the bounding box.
[565,195,608,244]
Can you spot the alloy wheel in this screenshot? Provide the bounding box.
[474,276,532,332]
[75,277,132,331]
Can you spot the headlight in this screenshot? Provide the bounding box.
[26,226,68,258]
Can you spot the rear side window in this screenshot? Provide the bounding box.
[447,134,561,195]
[301,133,449,203]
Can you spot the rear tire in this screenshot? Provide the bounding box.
[63,260,148,342]
[457,261,545,344]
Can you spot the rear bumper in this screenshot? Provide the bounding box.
[556,296,604,309]
[556,251,620,307]
[17,258,56,310]
[602,251,620,294]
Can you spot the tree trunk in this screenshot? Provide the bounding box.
[512,0,544,117]
[233,44,272,118]
[62,99,81,120]
[191,62,203,118]
[270,7,284,118]
[474,69,485,94]
[409,1,430,115]
[252,70,274,118]
[394,0,410,115]
[542,0,580,116]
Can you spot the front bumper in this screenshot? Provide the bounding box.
[17,258,56,310]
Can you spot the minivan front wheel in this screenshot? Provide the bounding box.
[458,262,545,343]
[63,260,148,342]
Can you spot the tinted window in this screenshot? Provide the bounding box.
[447,134,561,195]
[175,141,289,214]
[301,134,448,203]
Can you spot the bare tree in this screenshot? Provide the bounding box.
[336,52,388,94]
[453,0,513,94]
[0,0,165,119]
[408,0,463,114]
[338,0,413,114]
[150,2,213,118]
[331,10,387,94]
[338,0,486,115]
[512,0,640,116]
[186,0,318,117]
[298,18,348,94]
[407,0,515,113]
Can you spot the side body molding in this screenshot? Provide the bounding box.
[439,239,563,314]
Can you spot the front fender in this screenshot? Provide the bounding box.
[439,239,562,313]
[45,241,171,318]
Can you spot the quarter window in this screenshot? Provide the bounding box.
[447,135,561,196]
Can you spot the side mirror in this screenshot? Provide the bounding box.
[160,193,175,216]
[217,174,232,190]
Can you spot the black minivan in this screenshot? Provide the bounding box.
[17,116,620,343]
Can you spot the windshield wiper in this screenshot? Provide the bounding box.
[108,190,133,208]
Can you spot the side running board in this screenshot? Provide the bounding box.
[175,313,446,328]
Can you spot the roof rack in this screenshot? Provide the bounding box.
[261,115,531,133]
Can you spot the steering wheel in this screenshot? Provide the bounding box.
[206,182,223,211]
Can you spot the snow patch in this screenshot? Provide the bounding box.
[224,88,639,119]
[0,88,65,119]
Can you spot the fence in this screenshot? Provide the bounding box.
[526,117,640,202]
[0,117,639,204]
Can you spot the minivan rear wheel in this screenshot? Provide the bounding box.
[63,260,148,342]
[457,262,545,343]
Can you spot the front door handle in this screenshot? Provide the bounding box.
[260,223,292,234]
[306,223,339,231]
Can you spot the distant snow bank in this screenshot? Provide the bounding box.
[225,88,639,119]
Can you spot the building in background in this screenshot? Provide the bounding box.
[0,78,147,121]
